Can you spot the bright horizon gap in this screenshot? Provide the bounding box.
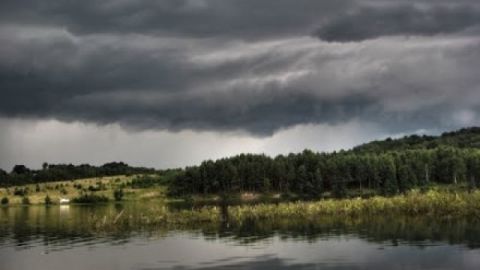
[0,117,452,171]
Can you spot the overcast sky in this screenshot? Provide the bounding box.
[1,0,480,170]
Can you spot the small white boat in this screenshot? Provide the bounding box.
[59,198,70,204]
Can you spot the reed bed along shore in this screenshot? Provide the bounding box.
[228,189,480,222]
[55,189,480,232]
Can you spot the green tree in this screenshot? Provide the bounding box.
[22,196,30,205]
[296,165,308,194]
[1,197,8,205]
[379,155,398,195]
[312,168,323,197]
[44,195,53,205]
[113,188,124,201]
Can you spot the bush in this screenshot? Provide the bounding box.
[72,193,109,204]
[13,187,29,196]
[45,195,53,205]
[88,185,99,192]
[127,175,165,189]
[22,197,30,205]
[73,183,83,190]
[1,197,8,205]
[87,183,106,192]
[113,188,124,201]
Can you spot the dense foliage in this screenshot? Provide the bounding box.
[44,195,52,205]
[72,193,109,204]
[0,162,155,187]
[21,197,30,205]
[126,174,173,189]
[171,128,480,197]
[1,197,8,205]
[353,127,480,153]
[113,189,124,201]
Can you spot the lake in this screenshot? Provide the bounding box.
[2,204,480,270]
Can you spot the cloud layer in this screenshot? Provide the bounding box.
[1,0,480,136]
[315,4,480,42]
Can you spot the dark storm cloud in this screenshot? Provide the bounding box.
[64,89,379,136]
[0,27,379,135]
[315,4,480,42]
[0,0,351,39]
[0,0,480,136]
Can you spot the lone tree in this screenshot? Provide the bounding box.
[12,165,30,175]
[44,195,52,205]
[113,189,124,201]
[1,197,8,205]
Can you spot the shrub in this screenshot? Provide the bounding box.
[14,187,29,196]
[45,195,53,205]
[88,185,100,192]
[127,175,165,189]
[1,197,8,205]
[72,193,109,204]
[73,183,83,190]
[87,182,106,192]
[95,182,107,191]
[113,189,124,201]
[22,196,30,205]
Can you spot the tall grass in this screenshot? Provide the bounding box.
[75,189,480,232]
[228,189,480,223]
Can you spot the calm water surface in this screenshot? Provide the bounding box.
[1,204,480,270]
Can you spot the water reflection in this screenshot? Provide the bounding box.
[1,204,480,270]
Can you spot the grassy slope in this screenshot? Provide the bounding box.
[0,175,167,205]
[1,174,467,206]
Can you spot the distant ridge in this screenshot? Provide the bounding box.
[353,127,480,153]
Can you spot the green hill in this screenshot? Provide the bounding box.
[352,127,480,153]
[171,127,480,197]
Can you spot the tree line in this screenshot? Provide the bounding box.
[0,162,155,187]
[352,127,480,153]
[170,147,480,197]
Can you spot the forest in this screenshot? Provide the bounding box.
[170,128,480,197]
[0,162,155,187]
[3,127,480,199]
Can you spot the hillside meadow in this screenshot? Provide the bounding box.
[0,175,168,205]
